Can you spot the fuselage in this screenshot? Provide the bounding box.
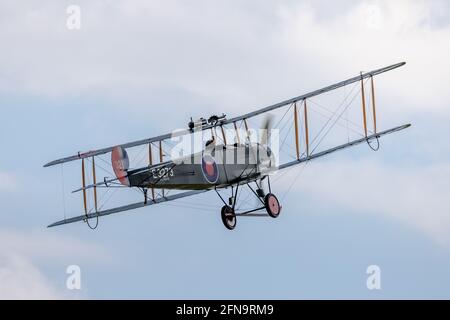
[128,142,275,190]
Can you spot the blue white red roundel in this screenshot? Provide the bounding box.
[201,154,219,184]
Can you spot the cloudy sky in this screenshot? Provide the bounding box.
[1,0,450,299]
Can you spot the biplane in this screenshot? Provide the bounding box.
[44,62,410,230]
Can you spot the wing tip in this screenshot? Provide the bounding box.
[400,123,412,130]
[43,160,59,168]
[47,219,67,228]
[47,222,60,228]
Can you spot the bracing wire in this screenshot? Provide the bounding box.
[308,101,364,137]
[60,164,67,221]
[309,81,360,149]
[274,81,366,203]
[308,98,367,135]
[310,81,365,155]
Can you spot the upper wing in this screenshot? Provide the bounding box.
[43,134,177,167]
[279,124,411,170]
[47,189,208,228]
[225,62,405,124]
[43,62,406,168]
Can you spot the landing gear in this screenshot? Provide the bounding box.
[215,179,281,230]
[221,205,236,230]
[264,193,281,218]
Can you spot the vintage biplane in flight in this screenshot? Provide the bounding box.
[44,62,410,230]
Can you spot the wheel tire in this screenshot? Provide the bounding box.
[265,193,281,218]
[221,205,237,230]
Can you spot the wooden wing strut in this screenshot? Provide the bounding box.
[234,122,241,144]
[92,157,98,212]
[149,143,155,201]
[294,103,300,160]
[81,159,87,216]
[371,76,377,133]
[159,141,165,197]
[304,99,310,157]
[81,157,99,215]
[360,74,368,137]
[243,119,250,142]
[220,126,227,145]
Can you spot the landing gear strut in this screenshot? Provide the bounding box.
[216,179,282,230]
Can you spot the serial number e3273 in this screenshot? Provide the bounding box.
[151,167,174,180]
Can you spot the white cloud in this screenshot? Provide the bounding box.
[0,229,109,299]
[0,253,61,299]
[0,0,448,115]
[279,0,450,111]
[278,158,450,248]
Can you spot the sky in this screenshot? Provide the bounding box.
[1,0,450,299]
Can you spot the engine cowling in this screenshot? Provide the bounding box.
[111,146,130,186]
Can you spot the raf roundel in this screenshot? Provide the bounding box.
[201,154,219,184]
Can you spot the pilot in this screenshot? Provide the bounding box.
[204,135,217,156]
[205,135,215,148]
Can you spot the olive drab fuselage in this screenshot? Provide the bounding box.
[128,142,276,190]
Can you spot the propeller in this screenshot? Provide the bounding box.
[259,114,274,146]
[255,114,274,207]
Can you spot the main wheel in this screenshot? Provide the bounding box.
[264,193,281,218]
[221,205,237,230]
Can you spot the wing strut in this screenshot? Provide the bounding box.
[221,125,227,145]
[233,122,241,144]
[81,159,87,216]
[92,157,98,212]
[159,141,165,197]
[360,74,368,137]
[293,102,300,160]
[243,119,250,142]
[370,76,377,133]
[148,143,155,201]
[304,99,310,157]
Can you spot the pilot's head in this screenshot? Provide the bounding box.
[205,135,215,147]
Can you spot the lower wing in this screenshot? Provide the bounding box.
[48,190,208,228]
